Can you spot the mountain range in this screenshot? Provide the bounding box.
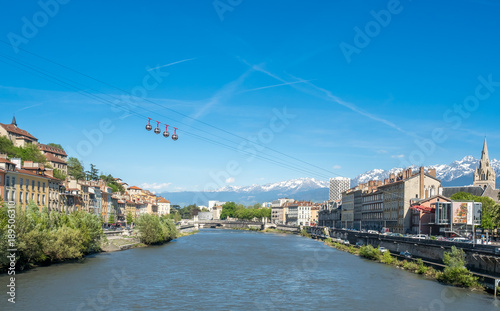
[160,156,499,206]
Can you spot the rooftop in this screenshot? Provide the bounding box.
[0,123,37,141]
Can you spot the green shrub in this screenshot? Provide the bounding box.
[380,250,394,264]
[437,246,481,288]
[136,214,178,245]
[0,203,104,271]
[359,245,381,261]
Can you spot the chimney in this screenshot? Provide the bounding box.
[419,167,425,199]
[11,158,21,169]
[45,168,54,177]
[384,178,389,185]
[428,168,436,178]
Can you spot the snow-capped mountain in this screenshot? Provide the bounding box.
[160,178,329,206]
[160,156,499,206]
[351,156,500,187]
[213,178,328,194]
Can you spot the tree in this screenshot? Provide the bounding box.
[220,202,237,220]
[438,246,479,287]
[450,192,498,229]
[126,212,134,225]
[67,157,85,181]
[16,144,47,164]
[89,164,99,181]
[47,143,64,150]
[53,169,67,181]
[108,213,115,224]
[0,136,16,156]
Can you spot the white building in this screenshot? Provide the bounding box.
[208,200,226,211]
[157,197,171,216]
[329,177,350,201]
[298,204,312,226]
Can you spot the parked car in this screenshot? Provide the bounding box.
[413,234,428,240]
[343,240,350,245]
[378,247,388,253]
[356,241,364,247]
[400,251,412,258]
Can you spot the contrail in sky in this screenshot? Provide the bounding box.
[147,58,197,71]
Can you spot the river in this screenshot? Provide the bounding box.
[1,229,499,310]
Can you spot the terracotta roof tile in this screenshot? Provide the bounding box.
[37,144,67,156]
[43,153,67,164]
[0,158,14,164]
[128,186,142,190]
[0,123,37,141]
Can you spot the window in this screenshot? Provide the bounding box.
[20,178,23,189]
[43,183,45,192]
[6,176,9,187]
[25,179,28,188]
[12,177,15,186]
[38,181,40,191]
[5,190,9,202]
[32,181,35,191]
[37,194,40,204]
[25,192,28,204]
[19,192,22,204]
[42,195,45,205]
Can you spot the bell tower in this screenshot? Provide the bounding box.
[474,137,496,189]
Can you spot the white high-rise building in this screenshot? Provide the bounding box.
[329,177,350,201]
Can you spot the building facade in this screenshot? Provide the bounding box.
[362,190,384,232]
[329,177,350,201]
[379,167,441,233]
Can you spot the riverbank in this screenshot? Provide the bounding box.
[319,237,486,292]
[101,229,199,252]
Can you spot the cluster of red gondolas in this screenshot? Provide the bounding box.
[145,118,178,141]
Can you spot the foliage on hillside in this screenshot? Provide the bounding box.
[0,136,47,164]
[0,202,104,271]
[100,173,125,193]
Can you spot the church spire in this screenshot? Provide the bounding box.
[474,137,495,189]
[11,115,17,127]
[482,136,489,161]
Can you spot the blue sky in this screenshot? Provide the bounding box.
[1,0,500,193]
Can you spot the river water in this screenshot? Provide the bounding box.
[1,229,499,310]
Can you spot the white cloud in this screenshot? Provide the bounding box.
[332,165,342,169]
[391,154,405,159]
[225,177,235,183]
[140,182,172,192]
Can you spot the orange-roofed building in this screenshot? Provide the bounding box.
[37,143,68,175]
[157,197,171,216]
[0,116,38,148]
